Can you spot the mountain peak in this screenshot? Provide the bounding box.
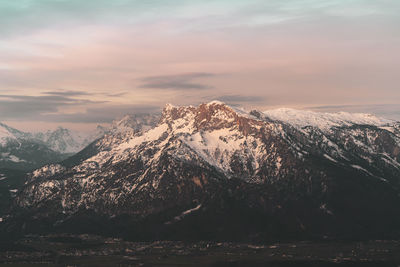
[161,103,195,123]
[206,100,226,106]
[161,101,238,126]
[164,103,176,110]
[160,101,262,137]
[111,113,160,133]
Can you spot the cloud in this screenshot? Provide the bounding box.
[105,92,128,97]
[39,104,160,123]
[139,72,215,90]
[0,0,398,130]
[0,0,159,37]
[42,90,90,96]
[0,91,158,123]
[215,94,265,103]
[2,0,394,38]
[0,93,103,120]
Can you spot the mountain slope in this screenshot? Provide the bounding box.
[60,113,160,168]
[9,102,400,241]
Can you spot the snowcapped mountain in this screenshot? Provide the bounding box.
[110,113,160,134]
[34,127,104,154]
[261,108,400,180]
[11,101,400,241]
[0,123,66,170]
[263,108,393,131]
[0,122,29,146]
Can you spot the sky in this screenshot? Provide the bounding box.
[0,0,399,131]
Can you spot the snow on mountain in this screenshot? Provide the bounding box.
[110,113,160,133]
[0,122,95,154]
[0,126,15,146]
[27,101,400,185]
[263,108,393,131]
[0,123,67,170]
[14,101,400,241]
[34,127,104,154]
[20,101,298,213]
[78,101,273,182]
[71,113,161,156]
[0,112,160,154]
[0,122,106,169]
[0,123,28,146]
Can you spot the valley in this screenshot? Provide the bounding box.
[0,235,399,266]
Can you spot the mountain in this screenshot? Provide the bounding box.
[34,127,88,154]
[0,123,67,170]
[0,123,67,220]
[33,127,106,154]
[0,114,159,170]
[0,115,159,221]
[0,122,29,145]
[110,113,160,134]
[0,113,160,164]
[261,108,400,182]
[0,168,27,221]
[59,113,160,168]
[263,108,394,131]
[7,102,400,241]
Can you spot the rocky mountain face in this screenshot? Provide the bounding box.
[7,102,400,241]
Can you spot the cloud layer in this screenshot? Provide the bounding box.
[139,73,215,90]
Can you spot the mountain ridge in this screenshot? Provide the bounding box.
[7,101,400,241]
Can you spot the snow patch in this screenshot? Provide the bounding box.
[32,164,65,179]
[166,204,202,224]
[351,165,373,176]
[118,123,168,151]
[323,154,338,163]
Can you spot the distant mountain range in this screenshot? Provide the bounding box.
[0,122,68,170]
[0,113,160,170]
[5,101,399,241]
